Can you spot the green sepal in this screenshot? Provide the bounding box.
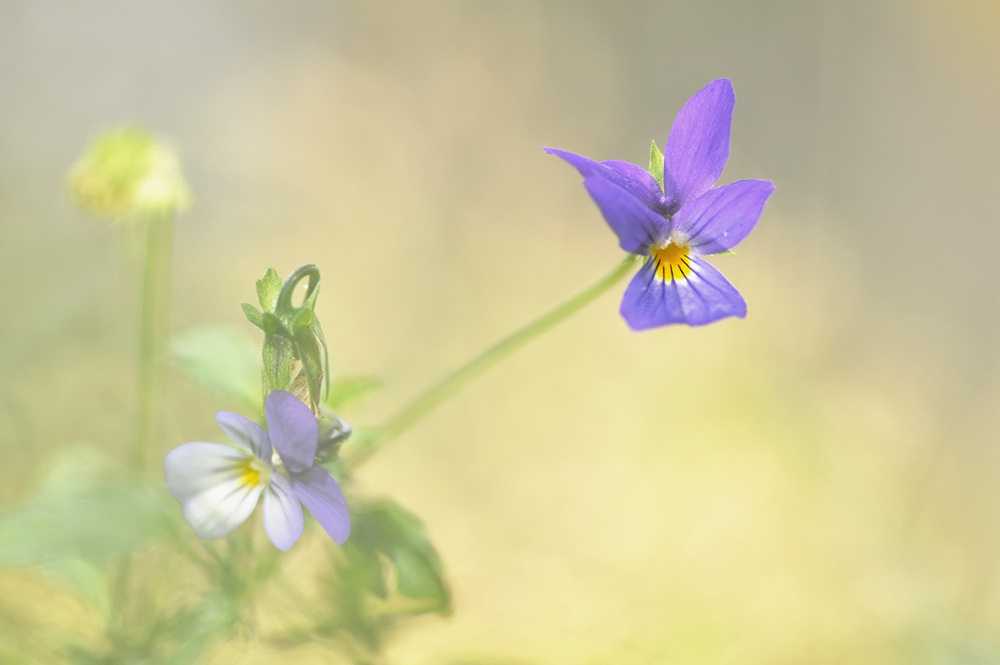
[649,139,665,191]
[261,332,294,404]
[241,303,264,330]
[710,248,737,256]
[256,267,282,313]
[292,306,314,331]
[248,264,331,412]
[260,311,287,336]
[311,314,331,396]
[274,264,320,315]
[292,323,323,408]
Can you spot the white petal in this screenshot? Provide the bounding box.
[180,477,264,540]
[165,442,252,502]
[262,474,304,551]
[216,411,272,461]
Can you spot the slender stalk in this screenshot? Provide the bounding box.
[133,213,174,472]
[348,255,639,468]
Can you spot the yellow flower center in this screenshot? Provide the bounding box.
[650,242,692,281]
[237,456,272,488]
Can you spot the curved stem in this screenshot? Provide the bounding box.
[347,255,639,469]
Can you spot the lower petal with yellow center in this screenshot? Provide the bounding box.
[649,243,692,281]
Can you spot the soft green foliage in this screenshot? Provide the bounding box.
[325,375,382,412]
[0,447,181,615]
[171,325,261,413]
[68,126,190,221]
[344,499,451,610]
[9,123,643,662]
[285,499,451,658]
[242,265,330,412]
[0,447,180,568]
[649,139,665,191]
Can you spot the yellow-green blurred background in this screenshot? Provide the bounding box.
[3,1,1000,662]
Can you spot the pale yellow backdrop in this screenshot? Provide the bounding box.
[2,1,1000,663]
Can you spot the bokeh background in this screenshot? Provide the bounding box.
[3,0,1000,662]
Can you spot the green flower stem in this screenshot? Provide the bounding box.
[133,213,174,472]
[348,255,640,469]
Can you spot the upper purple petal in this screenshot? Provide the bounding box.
[620,255,746,329]
[290,466,351,545]
[545,148,665,212]
[581,176,670,254]
[663,79,735,207]
[216,412,271,462]
[265,390,318,473]
[673,179,774,254]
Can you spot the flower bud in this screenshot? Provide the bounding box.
[69,126,191,221]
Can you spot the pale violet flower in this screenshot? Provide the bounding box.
[164,390,350,550]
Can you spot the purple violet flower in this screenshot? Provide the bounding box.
[164,390,350,551]
[546,78,774,329]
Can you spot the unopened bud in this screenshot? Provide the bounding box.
[69,126,191,221]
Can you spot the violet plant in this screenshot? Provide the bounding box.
[164,391,350,551]
[546,78,774,329]
[0,78,772,663]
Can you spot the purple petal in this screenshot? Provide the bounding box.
[265,390,318,473]
[582,177,670,254]
[262,474,304,551]
[620,255,746,329]
[673,179,774,254]
[663,79,735,207]
[601,160,666,210]
[216,412,271,461]
[545,148,665,212]
[290,466,350,545]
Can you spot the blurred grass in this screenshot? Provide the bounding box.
[3,1,1000,663]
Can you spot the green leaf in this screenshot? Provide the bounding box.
[649,139,665,191]
[160,594,240,665]
[342,499,451,612]
[171,325,261,412]
[325,375,382,412]
[0,446,182,601]
[342,540,387,599]
[256,267,282,313]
